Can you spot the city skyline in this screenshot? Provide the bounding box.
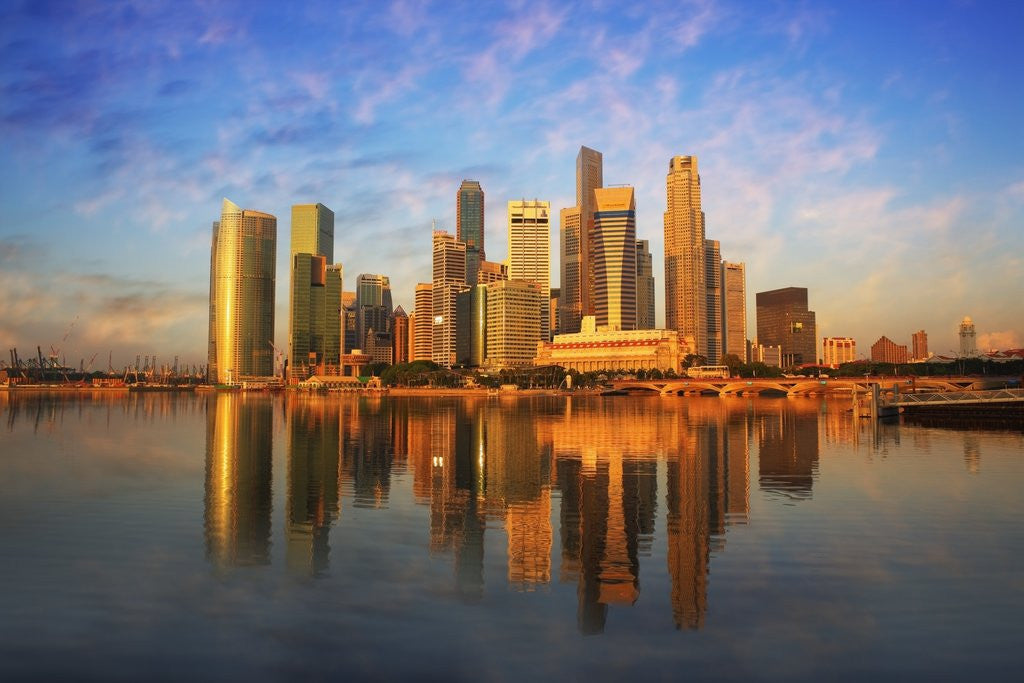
[2,1,1023,365]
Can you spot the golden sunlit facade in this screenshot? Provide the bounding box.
[485,279,543,369]
[592,186,636,331]
[507,199,551,341]
[664,155,707,356]
[208,198,277,384]
[535,316,692,373]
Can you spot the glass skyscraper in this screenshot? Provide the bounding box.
[288,203,340,380]
[457,180,485,286]
[208,198,277,384]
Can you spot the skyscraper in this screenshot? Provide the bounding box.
[507,199,551,340]
[208,198,276,384]
[755,287,817,367]
[912,329,928,361]
[559,206,583,334]
[354,273,392,352]
[592,186,636,331]
[635,240,655,330]
[704,239,722,365]
[485,279,542,369]
[721,262,747,362]
[664,155,707,356]
[457,180,485,285]
[288,203,340,380]
[959,317,977,356]
[413,283,433,362]
[392,306,409,365]
[432,231,466,368]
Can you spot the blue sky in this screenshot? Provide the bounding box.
[1,0,1022,367]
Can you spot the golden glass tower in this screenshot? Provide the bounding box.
[431,231,466,368]
[664,155,707,356]
[592,186,637,331]
[208,198,277,384]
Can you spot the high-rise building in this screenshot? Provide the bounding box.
[635,240,655,330]
[664,155,707,356]
[822,337,856,367]
[959,317,977,356]
[592,187,636,331]
[354,273,392,352]
[288,203,340,380]
[477,259,508,284]
[871,336,908,364]
[456,285,487,367]
[457,180,485,285]
[507,200,551,341]
[392,306,409,365]
[559,206,583,334]
[413,283,433,362]
[485,279,542,369]
[341,291,357,353]
[407,311,416,362]
[577,146,603,319]
[208,198,276,384]
[911,330,928,362]
[704,239,722,364]
[755,287,817,367]
[549,288,560,339]
[721,262,747,362]
[432,231,466,368]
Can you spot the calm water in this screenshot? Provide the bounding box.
[1,391,1022,681]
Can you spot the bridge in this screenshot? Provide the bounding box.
[889,388,1024,408]
[606,376,1017,397]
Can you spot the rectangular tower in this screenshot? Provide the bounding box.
[485,280,542,369]
[592,186,637,331]
[413,283,433,361]
[664,155,707,355]
[721,262,747,362]
[288,203,339,380]
[457,180,485,285]
[432,231,466,368]
[912,329,928,361]
[635,240,655,330]
[704,239,722,364]
[755,287,817,367]
[507,199,552,341]
[577,146,603,321]
[559,206,583,334]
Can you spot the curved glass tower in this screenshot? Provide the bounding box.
[208,198,277,384]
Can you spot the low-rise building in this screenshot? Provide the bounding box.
[534,316,692,373]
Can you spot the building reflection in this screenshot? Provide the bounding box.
[756,400,820,500]
[286,396,341,577]
[341,397,393,509]
[204,393,273,570]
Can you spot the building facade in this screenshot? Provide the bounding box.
[477,260,508,284]
[635,240,655,330]
[485,280,542,369]
[209,198,277,384]
[911,329,928,362]
[288,203,340,381]
[457,180,485,285]
[721,261,747,362]
[577,146,603,322]
[664,155,707,356]
[535,316,691,374]
[755,287,817,367]
[822,337,856,367]
[456,285,488,367]
[392,306,409,365]
[559,205,583,334]
[871,336,909,364]
[959,317,977,356]
[592,186,637,331]
[507,199,551,341]
[413,283,433,361]
[431,231,466,368]
[704,239,722,364]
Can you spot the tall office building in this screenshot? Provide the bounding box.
[456,285,487,367]
[477,260,508,284]
[485,279,543,369]
[288,203,340,380]
[559,206,583,334]
[635,240,655,330]
[413,283,433,361]
[704,239,722,364]
[959,317,977,356]
[664,155,707,356]
[721,262,747,362]
[208,198,276,384]
[560,146,603,335]
[507,199,551,340]
[592,186,636,331]
[457,180,485,285]
[755,287,817,366]
[392,306,409,365]
[354,273,392,350]
[911,329,928,362]
[432,231,466,368]
[341,291,357,353]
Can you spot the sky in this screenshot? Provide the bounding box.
[1,0,1022,369]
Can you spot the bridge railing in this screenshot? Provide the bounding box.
[892,388,1024,405]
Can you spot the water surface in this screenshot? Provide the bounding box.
[1,391,1021,680]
